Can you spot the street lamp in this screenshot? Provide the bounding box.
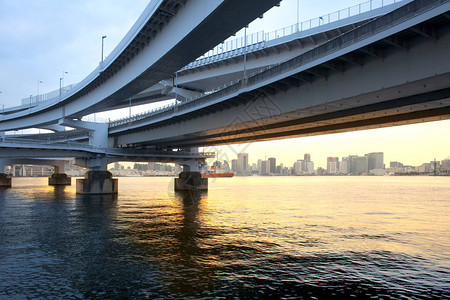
[59,78,63,96]
[36,80,42,101]
[101,35,107,62]
[61,71,68,92]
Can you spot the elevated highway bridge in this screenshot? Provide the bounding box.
[1,0,449,193]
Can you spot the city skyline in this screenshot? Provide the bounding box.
[1,0,449,167]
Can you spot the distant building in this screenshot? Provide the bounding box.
[260,160,269,175]
[268,157,276,174]
[304,153,311,162]
[441,158,450,172]
[305,161,314,174]
[366,152,384,171]
[231,159,238,172]
[340,157,349,174]
[327,157,339,174]
[350,156,367,174]
[237,153,249,174]
[390,161,403,168]
[293,160,304,174]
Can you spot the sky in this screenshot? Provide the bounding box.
[0,0,449,168]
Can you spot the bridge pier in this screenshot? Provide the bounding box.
[75,157,117,195]
[175,171,208,191]
[175,153,207,191]
[76,171,118,195]
[0,173,11,188]
[48,161,71,186]
[0,158,11,188]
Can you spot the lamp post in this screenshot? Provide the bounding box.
[36,80,42,101]
[0,91,3,120]
[59,78,63,96]
[101,35,107,62]
[61,71,68,92]
[244,25,248,79]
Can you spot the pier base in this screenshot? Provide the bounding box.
[48,173,71,186]
[0,173,11,188]
[76,171,118,195]
[175,172,208,191]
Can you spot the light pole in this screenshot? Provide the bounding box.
[36,80,42,101]
[243,25,248,79]
[297,0,300,31]
[101,35,107,62]
[0,91,3,120]
[59,78,63,96]
[61,71,68,92]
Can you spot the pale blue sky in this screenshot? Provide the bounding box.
[0,0,448,167]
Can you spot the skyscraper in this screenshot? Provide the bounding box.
[327,157,339,174]
[237,153,249,174]
[366,152,384,171]
[268,157,276,174]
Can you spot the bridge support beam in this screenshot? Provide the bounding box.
[174,152,207,191]
[75,157,117,194]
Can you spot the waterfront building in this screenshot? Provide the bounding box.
[237,153,249,174]
[327,157,339,174]
[350,156,368,174]
[268,157,276,174]
[305,161,315,174]
[260,160,269,175]
[339,157,349,174]
[293,160,304,174]
[366,152,384,171]
[231,159,238,172]
[304,153,311,162]
[441,158,450,172]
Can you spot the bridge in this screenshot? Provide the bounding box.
[1,0,449,193]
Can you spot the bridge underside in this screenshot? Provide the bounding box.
[113,8,450,148]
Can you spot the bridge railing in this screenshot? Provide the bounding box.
[183,0,406,69]
[21,83,79,106]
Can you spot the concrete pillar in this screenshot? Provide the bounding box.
[75,157,117,194]
[174,156,207,191]
[49,173,71,186]
[0,173,11,188]
[0,159,11,188]
[49,161,71,186]
[175,171,208,191]
[76,171,118,194]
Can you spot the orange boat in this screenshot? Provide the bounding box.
[201,166,234,178]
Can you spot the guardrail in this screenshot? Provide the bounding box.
[184,0,406,69]
[21,83,79,106]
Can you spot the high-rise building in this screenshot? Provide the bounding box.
[366,152,384,171]
[237,153,249,173]
[268,157,276,174]
[305,161,314,174]
[339,157,349,174]
[350,156,367,174]
[260,160,269,175]
[293,160,304,174]
[327,157,339,174]
[304,153,311,162]
[231,159,238,172]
